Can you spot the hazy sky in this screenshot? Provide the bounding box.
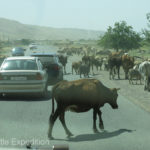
[0,0,149,31]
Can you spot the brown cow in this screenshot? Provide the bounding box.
[79,62,90,78]
[48,79,120,139]
[58,54,68,74]
[82,55,90,64]
[122,54,134,79]
[108,52,134,80]
[72,61,81,74]
[108,55,122,80]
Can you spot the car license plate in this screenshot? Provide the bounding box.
[11,76,27,80]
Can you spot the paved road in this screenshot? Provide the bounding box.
[0,45,150,150]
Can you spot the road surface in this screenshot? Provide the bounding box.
[0,45,150,150]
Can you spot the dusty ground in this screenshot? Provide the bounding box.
[68,54,150,113]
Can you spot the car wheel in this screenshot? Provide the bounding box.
[0,93,3,98]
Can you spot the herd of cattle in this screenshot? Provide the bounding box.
[57,47,150,92]
[47,46,150,139]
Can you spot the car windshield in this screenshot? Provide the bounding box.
[1,59,38,70]
[0,1,150,150]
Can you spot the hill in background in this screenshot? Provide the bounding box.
[0,18,104,40]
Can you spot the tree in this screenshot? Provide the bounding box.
[98,21,141,51]
[142,13,150,42]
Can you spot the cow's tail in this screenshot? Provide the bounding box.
[51,89,55,115]
[51,83,59,115]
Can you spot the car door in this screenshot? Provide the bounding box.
[37,59,48,83]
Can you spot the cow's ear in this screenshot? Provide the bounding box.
[116,88,120,91]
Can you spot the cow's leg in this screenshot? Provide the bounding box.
[97,109,104,130]
[144,77,147,91]
[136,79,137,84]
[96,65,98,71]
[77,69,79,75]
[140,78,142,85]
[72,67,73,74]
[87,72,89,78]
[64,65,66,74]
[112,67,116,79]
[59,111,73,137]
[93,108,99,133]
[129,76,131,84]
[91,64,94,75]
[100,65,102,70]
[80,72,82,78]
[75,69,78,75]
[117,66,120,79]
[48,107,61,140]
[124,70,128,79]
[114,67,116,74]
[109,68,112,80]
[63,65,65,74]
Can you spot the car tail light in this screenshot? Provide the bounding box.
[36,73,43,80]
[54,65,59,71]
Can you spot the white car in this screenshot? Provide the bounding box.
[0,56,48,97]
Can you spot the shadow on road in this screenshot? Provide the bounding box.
[0,91,52,101]
[55,129,135,142]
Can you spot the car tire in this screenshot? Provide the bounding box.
[0,93,3,98]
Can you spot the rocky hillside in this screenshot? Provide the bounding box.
[0,18,104,40]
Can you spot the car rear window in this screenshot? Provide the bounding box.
[32,55,57,64]
[1,59,38,70]
[12,48,24,52]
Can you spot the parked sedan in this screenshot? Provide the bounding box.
[0,56,48,97]
[30,53,63,85]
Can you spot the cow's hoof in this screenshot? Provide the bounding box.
[99,124,104,130]
[67,132,74,137]
[48,135,54,140]
[66,134,74,138]
[93,128,99,133]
